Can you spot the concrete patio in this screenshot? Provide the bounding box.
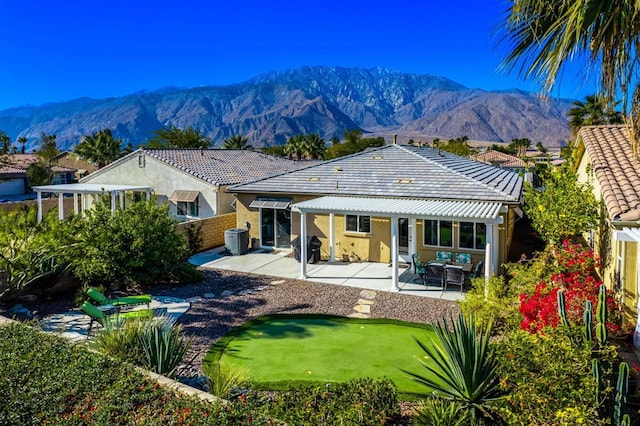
[192,248,467,302]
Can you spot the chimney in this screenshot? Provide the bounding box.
[393,134,397,145]
[200,148,204,156]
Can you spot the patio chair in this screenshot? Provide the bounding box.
[82,301,154,333]
[444,265,465,293]
[424,262,445,288]
[468,260,484,279]
[86,287,151,310]
[435,251,452,263]
[412,254,426,283]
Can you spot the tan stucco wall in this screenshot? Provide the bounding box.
[577,143,637,326]
[177,212,237,251]
[235,192,513,269]
[82,154,219,218]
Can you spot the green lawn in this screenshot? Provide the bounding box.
[203,314,436,398]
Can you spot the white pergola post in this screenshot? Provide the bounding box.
[36,191,43,223]
[409,218,417,258]
[329,213,335,263]
[110,191,117,214]
[82,194,88,217]
[119,191,125,209]
[73,193,78,216]
[299,212,308,279]
[391,217,399,291]
[492,223,500,275]
[57,193,64,221]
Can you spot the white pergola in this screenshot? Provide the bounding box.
[292,196,505,292]
[32,183,154,223]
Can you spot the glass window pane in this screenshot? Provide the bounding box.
[359,216,371,233]
[459,222,474,249]
[475,223,487,249]
[440,221,453,247]
[346,215,358,232]
[424,219,438,246]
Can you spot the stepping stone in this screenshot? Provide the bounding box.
[359,290,377,300]
[353,304,371,314]
[270,280,286,285]
[255,286,267,291]
[220,290,234,297]
[238,289,253,295]
[203,293,216,299]
[185,296,202,303]
[357,298,375,305]
[348,313,370,318]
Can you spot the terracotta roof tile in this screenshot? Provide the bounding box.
[469,150,530,169]
[579,125,640,220]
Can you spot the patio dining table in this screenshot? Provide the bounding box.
[423,261,473,273]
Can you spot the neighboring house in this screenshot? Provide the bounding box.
[469,149,533,184]
[228,144,523,289]
[576,125,640,328]
[0,153,77,199]
[80,148,308,221]
[51,151,99,180]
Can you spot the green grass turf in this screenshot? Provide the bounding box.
[203,314,436,398]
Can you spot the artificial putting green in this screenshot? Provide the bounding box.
[203,314,436,398]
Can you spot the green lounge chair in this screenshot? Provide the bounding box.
[86,287,151,309]
[82,301,154,333]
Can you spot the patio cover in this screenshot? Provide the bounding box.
[32,183,153,223]
[291,196,504,224]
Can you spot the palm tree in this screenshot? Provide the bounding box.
[304,133,326,160]
[283,134,306,160]
[0,131,11,155]
[222,134,252,150]
[75,129,124,168]
[146,126,211,149]
[37,133,59,162]
[568,95,623,134]
[500,0,640,151]
[17,136,27,154]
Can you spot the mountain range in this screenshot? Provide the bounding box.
[0,66,574,151]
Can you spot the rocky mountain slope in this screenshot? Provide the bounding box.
[0,66,573,151]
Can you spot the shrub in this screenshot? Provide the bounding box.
[0,322,275,425]
[260,378,399,425]
[414,397,472,426]
[89,316,146,364]
[459,276,522,335]
[206,363,251,399]
[68,198,193,290]
[138,316,192,377]
[492,327,615,424]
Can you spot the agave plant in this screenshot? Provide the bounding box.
[205,362,250,399]
[403,313,503,422]
[138,316,192,377]
[414,397,471,426]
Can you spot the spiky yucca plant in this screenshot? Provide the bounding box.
[138,316,192,378]
[403,314,503,422]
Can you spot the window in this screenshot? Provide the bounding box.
[177,201,198,217]
[345,215,371,233]
[459,222,487,250]
[423,219,452,247]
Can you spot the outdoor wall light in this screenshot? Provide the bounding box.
[245,221,251,230]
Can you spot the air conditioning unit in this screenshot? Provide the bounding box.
[224,228,249,255]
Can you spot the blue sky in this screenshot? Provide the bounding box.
[0,0,595,111]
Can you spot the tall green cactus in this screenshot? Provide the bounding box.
[614,362,630,426]
[584,300,593,343]
[557,290,569,328]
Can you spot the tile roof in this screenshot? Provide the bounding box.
[229,144,522,203]
[469,150,530,169]
[87,148,311,187]
[0,154,76,175]
[579,125,640,221]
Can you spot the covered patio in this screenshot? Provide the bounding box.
[32,183,154,223]
[292,196,504,292]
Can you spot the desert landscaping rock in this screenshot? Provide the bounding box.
[270,280,286,285]
[356,298,375,305]
[185,296,202,303]
[202,293,216,299]
[220,290,234,297]
[359,289,377,300]
[353,304,371,314]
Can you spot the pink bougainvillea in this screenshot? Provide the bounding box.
[519,240,620,334]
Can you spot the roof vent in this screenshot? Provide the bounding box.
[397,179,413,184]
[333,167,342,172]
[372,156,384,160]
[308,177,320,181]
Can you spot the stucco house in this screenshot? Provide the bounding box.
[0,153,78,199]
[575,125,640,329]
[469,149,533,184]
[79,148,307,221]
[228,144,523,288]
